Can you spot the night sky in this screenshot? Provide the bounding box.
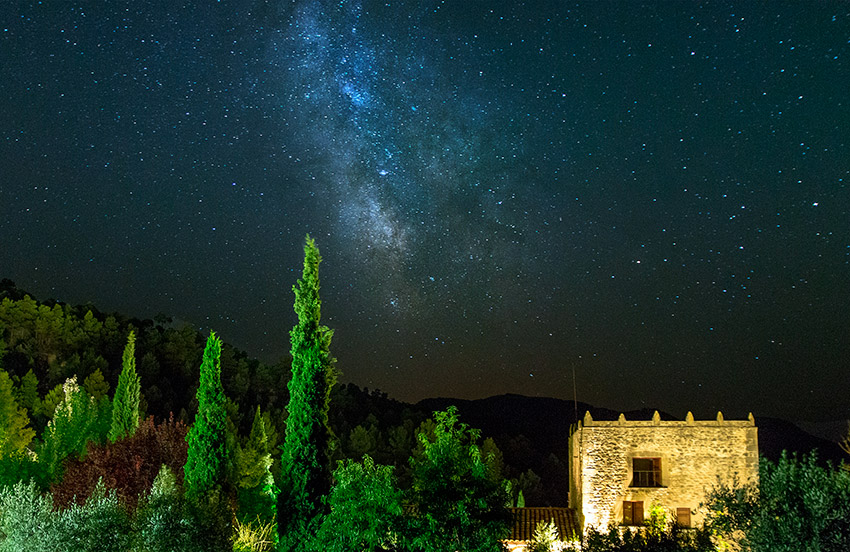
[2,2,848,423]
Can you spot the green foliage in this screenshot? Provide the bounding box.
[279,236,338,544]
[705,451,850,552]
[38,377,103,482]
[407,406,511,552]
[0,480,57,552]
[13,369,41,417]
[184,332,228,502]
[40,383,65,419]
[55,480,133,552]
[583,521,714,552]
[109,330,141,442]
[0,369,35,458]
[313,455,404,552]
[82,368,109,401]
[134,465,191,552]
[134,464,227,552]
[646,502,668,540]
[235,407,278,531]
[232,517,277,552]
[0,479,132,552]
[528,519,560,552]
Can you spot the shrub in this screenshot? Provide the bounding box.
[54,480,132,552]
[51,414,188,510]
[0,480,57,552]
[133,464,232,552]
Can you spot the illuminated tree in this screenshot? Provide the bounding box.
[108,331,140,442]
[0,369,35,458]
[39,377,101,482]
[314,455,404,552]
[184,332,228,501]
[235,406,277,530]
[705,451,850,551]
[278,236,338,547]
[407,407,511,552]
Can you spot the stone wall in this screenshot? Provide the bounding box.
[569,411,758,532]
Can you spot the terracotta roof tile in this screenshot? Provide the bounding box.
[506,507,579,543]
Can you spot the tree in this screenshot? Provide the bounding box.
[407,407,511,552]
[705,451,850,552]
[313,455,404,552]
[108,330,141,442]
[235,406,278,531]
[39,377,102,482]
[278,236,338,546]
[184,331,228,501]
[82,368,109,401]
[0,369,35,458]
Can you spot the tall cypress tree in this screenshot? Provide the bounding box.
[184,331,228,500]
[108,331,140,443]
[279,235,338,545]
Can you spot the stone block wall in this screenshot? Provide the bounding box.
[569,411,758,532]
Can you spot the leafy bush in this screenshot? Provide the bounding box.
[54,480,132,552]
[133,465,232,552]
[705,451,850,552]
[0,480,57,552]
[312,455,404,552]
[583,521,714,552]
[51,414,188,509]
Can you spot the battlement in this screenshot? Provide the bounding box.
[579,410,756,428]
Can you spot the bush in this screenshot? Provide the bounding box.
[0,480,57,552]
[54,480,132,552]
[133,465,233,552]
[51,414,188,510]
[583,520,714,552]
[705,451,850,552]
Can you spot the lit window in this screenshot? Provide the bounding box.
[623,500,644,526]
[631,458,662,487]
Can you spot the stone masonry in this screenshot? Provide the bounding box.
[569,410,758,532]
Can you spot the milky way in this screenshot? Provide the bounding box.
[1,2,848,421]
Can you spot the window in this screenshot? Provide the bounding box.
[676,508,691,528]
[623,501,644,526]
[631,458,662,487]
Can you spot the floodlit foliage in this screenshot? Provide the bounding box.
[184,331,228,501]
[279,236,338,547]
[108,330,140,442]
[38,377,105,481]
[705,451,850,552]
[407,406,511,552]
[0,369,35,458]
[313,455,405,552]
[232,517,277,552]
[51,414,188,509]
[0,479,56,552]
[235,406,278,535]
[528,519,561,552]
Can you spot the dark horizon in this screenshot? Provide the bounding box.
[2,2,847,423]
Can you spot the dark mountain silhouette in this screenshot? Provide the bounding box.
[417,393,846,467]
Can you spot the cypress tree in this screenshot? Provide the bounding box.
[108,331,140,443]
[279,235,338,545]
[184,331,227,501]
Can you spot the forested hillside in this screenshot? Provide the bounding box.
[0,279,564,506]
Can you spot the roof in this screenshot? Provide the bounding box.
[506,507,579,543]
